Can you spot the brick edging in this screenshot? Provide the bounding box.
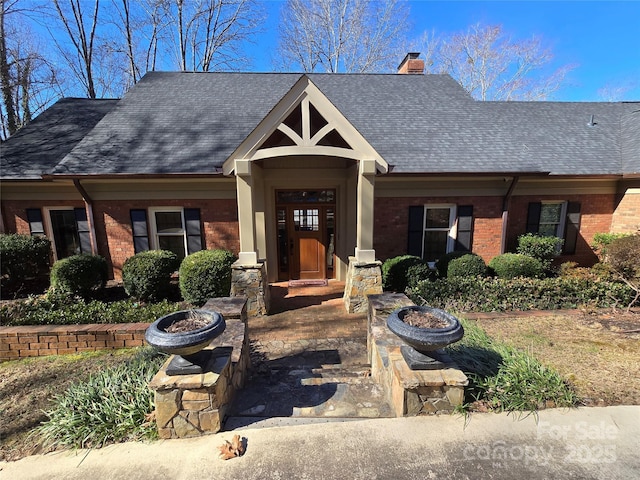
[0,323,150,361]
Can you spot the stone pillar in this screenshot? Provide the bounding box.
[343,256,382,313]
[231,260,270,316]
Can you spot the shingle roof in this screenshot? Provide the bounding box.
[3,72,638,178]
[621,107,640,175]
[0,98,118,179]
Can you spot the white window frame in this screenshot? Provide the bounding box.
[148,207,188,256]
[539,201,568,238]
[422,204,457,266]
[43,206,77,262]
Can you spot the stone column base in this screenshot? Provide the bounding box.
[231,260,270,316]
[343,256,383,313]
[367,293,468,416]
[148,298,250,439]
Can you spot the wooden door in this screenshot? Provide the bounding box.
[275,190,336,281]
[292,208,325,279]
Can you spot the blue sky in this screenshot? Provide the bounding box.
[253,0,640,101]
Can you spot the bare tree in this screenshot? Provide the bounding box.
[162,0,262,72]
[1,0,61,139]
[51,0,100,98]
[419,24,574,101]
[277,0,410,73]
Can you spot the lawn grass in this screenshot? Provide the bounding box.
[447,317,580,412]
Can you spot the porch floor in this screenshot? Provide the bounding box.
[226,281,394,426]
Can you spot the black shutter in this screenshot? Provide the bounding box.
[407,206,424,257]
[74,207,92,253]
[184,208,202,254]
[26,208,45,236]
[455,205,474,252]
[130,209,149,253]
[563,202,581,254]
[526,202,541,233]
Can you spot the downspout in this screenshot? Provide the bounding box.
[73,179,98,255]
[500,176,519,254]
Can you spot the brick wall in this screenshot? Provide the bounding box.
[611,189,640,234]
[3,199,241,280]
[93,199,239,279]
[374,196,504,263]
[0,323,148,361]
[375,193,617,266]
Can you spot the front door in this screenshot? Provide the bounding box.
[276,190,336,281]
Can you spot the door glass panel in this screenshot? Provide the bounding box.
[277,208,288,273]
[293,209,319,231]
[423,231,448,263]
[326,208,335,270]
[50,210,80,259]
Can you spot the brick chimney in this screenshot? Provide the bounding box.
[397,52,424,74]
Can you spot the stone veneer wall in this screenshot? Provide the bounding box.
[343,256,383,313]
[367,293,468,415]
[231,261,270,316]
[148,297,249,439]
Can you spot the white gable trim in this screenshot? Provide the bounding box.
[223,76,388,175]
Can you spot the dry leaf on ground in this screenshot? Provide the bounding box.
[218,434,245,460]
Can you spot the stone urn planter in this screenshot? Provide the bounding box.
[145,309,225,375]
[387,305,464,370]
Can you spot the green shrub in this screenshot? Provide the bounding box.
[0,296,180,327]
[445,318,578,412]
[488,253,544,279]
[406,263,436,290]
[434,251,467,278]
[382,255,425,292]
[0,234,51,290]
[604,235,640,308]
[409,276,635,313]
[50,254,107,299]
[122,250,179,302]
[591,232,632,260]
[179,249,237,306]
[37,348,164,449]
[517,233,563,270]
[447,253,487,278]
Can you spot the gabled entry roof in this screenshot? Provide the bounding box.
[2,71,638,178]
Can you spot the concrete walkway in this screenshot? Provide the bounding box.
[3,406,638,479]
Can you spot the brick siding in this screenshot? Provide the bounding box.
[375,193,618,266]
[611,190,640,234]
[0,323,149,361]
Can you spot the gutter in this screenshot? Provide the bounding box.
[73,179,99,256]
[500,176,520,254]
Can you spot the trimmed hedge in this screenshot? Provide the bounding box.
[382,255,425,292]
[447,253,487,278]
[407,263,436,290]
[50,255,108,299]
[0,296,180,327]
[179,249,236,306]
[434,251,467,278]
[409,276,635,313]
[122,250,180,302]
[517,233,563,270]
[489,253,544,279]
[0,234,51,290]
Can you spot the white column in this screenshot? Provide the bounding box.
[356,159,377,263]
[235,159,258,265]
